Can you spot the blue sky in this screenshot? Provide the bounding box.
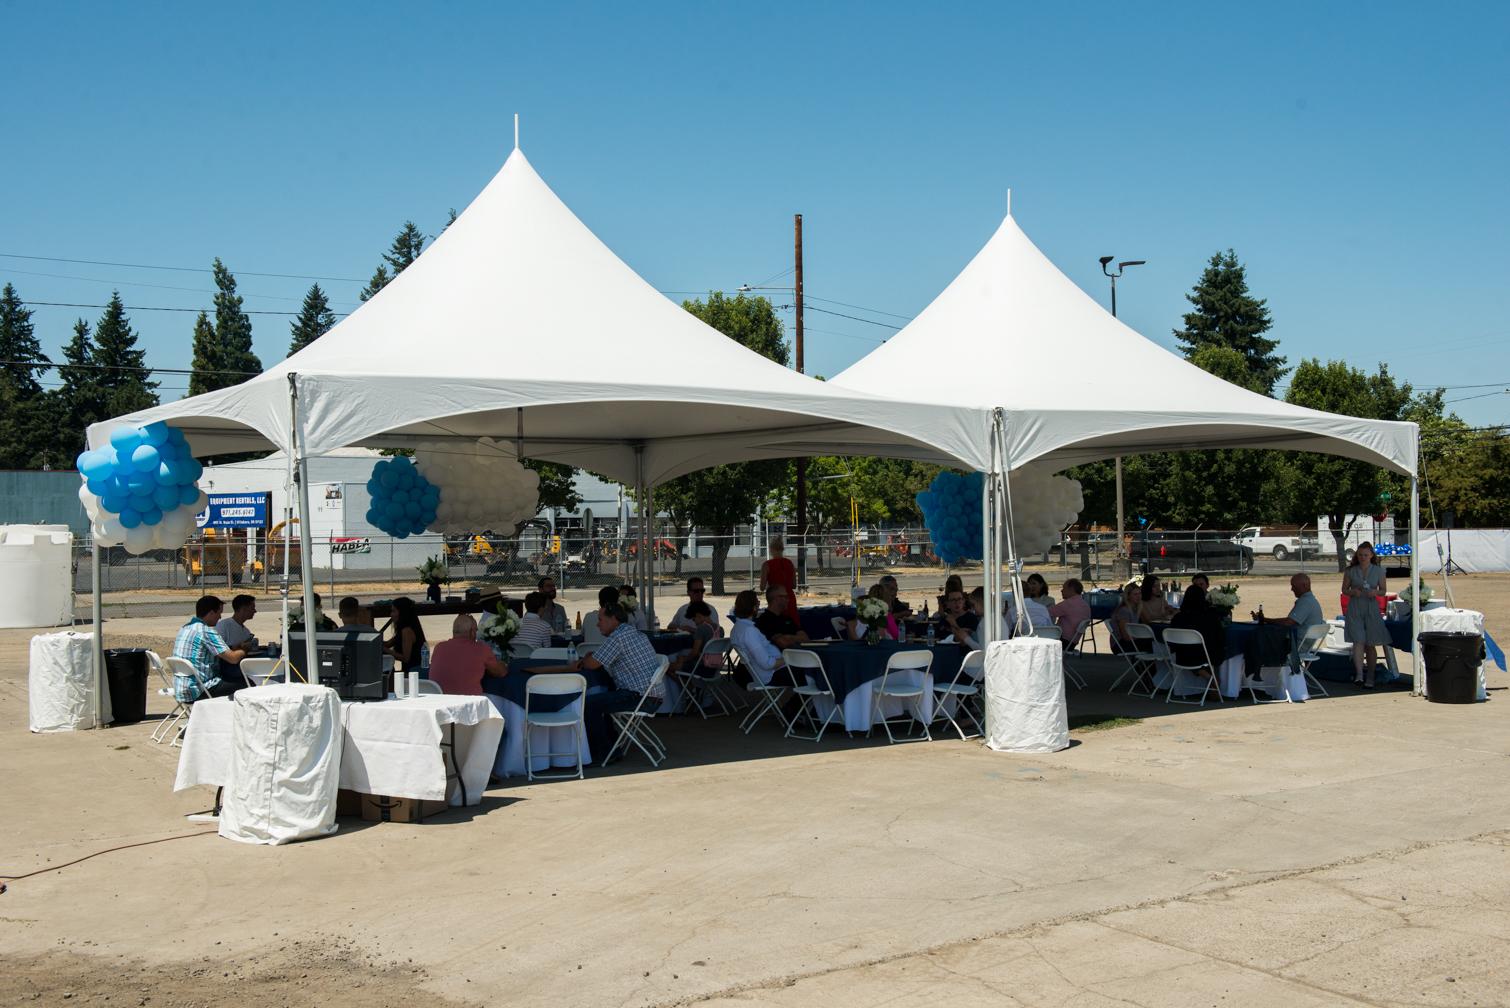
[4,1,1508,425]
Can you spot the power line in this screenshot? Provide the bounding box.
[19,300,348,318]
[0,252,365,284]
[1,267,358,307]
[0,358,260,377]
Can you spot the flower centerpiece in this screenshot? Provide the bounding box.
[1398,583,1433,606]
[1208,583,1240,623]
[855,596,889,645]
[417,555,447,586]
[287,600,328,633]
[479,602,521,655]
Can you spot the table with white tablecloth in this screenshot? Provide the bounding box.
[795,641,959,732]
[175,693,503,806]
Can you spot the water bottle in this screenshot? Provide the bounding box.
[926,622,936,647]
[567,641,577,665]
[419,642,430,671]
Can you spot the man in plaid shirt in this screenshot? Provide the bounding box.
[173,595,251,701]
[547,600,663,760]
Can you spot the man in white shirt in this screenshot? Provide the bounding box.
[215,593,259,651]
[668,577,722,635]
[728,590,798,688]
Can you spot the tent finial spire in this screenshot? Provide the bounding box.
[513,113,520,150]
[1006,188,1012,217]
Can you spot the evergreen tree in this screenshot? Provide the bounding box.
[0,283,54,467]
[358,264,391,302]
[51,318,107,462]
[211,258,261,384]
[92,293,158,416]
[1173,250,1286,394]
[187,310,220,397]
[288,283,337,356]
[383,221,427,274]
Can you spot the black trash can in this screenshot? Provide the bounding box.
[1418,632,1483,704]
[103,648,150,725]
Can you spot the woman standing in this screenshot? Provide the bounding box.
[759,537,798,601]
[1342,541,1390,687]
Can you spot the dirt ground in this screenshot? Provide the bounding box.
[3,570,1506,1007]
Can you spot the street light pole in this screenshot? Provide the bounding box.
[1100,256,1145,576]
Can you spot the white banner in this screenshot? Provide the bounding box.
[1419,530,1510,573]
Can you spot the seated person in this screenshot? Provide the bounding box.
[1252,573,1327,674]
[1190,572,1210,593]
[669,600,718,675]
[937,573,965,614]
[755,585,809,649]
[515,592,555,652]
[1135,574,1175,623]
[337,596,371,628]
[1168,584,1225,673]
[935,588,980,647]
[1107,582,1140,654]
[569,601,665,760]
[305,592,338,632]
[1048,578,1092,648]
[581,585,622,643]
[879,575,911,618]
[214,593,262,683]
[173,594,249,701]
[618,584,650,632]
[848,584,901,641]
[668,577,723,635]
[1007,577,1055,636]
[427,614,506,695]
[730,590,800,688]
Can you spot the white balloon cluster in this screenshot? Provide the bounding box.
[1006,464,1084,554]
[412,438,541,534]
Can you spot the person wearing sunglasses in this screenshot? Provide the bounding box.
[667,576,722,635]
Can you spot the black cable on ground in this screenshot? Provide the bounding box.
[0,829,217,892]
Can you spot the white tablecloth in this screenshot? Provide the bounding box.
[495,694,591,777]
[809,670,935,733]
[176,693,503,806]
[1217,655,1308,701]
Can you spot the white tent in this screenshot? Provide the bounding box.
[832,212,1422,686]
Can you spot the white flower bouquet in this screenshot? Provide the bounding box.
[480,604,521,650]
[287,600,325,632]
[855,596,889,642]
[1208,583,1241,608]
[1399,583,1433,606]
[417,555,446,585]
[619,591,638,612]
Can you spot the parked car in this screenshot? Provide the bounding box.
[1232,526,1320,561]
[1129,531,1254,574]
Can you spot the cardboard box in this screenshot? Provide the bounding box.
[358,793,447,823]
[336,788,363,818]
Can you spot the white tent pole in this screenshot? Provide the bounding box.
[646,482,658,627]
[289,374,320,684]
[1410,469,1422,697]
[633,446,646,602]
[91,536,103,728]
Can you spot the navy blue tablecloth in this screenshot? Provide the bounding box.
[798,605,856,641]
[1089,598,1119,620]
[648,631,693,655]
[797,641,965,702]
[549,633,585,648]
[484,658,613,712]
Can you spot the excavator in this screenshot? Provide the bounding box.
[179,518,302,585]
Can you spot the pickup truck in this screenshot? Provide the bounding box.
[1130,531,1254,575]
[1232,526,1320,562]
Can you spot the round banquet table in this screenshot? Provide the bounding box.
[484,659,613,777]
[798,605,856,641]
[795,640,965,732]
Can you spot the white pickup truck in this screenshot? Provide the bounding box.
[1232,526,1320,561]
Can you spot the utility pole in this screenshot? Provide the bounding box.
[794,213,808,592]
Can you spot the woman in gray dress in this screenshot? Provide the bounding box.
[1341,541,1390,687]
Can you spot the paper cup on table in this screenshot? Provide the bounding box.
[408,669,420,697]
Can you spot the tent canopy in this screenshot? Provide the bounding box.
[832,214,1418,476]
[89,149,985,484]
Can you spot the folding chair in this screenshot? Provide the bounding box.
[1160,629,1223,707]
[1032,625,1083,690]
[738,651,792,735]
[1061,619,1093,690]
[829,615,850,640]
[576,642,599,660]
[416,678,444,695]
[604,658,670,767]
[672,638,733,718]
[240,657,280,687]
[529,647,574,662]
[782,648,841,742]
[523,672,587,781]
[1110,623,1162,697]
[1296,623,1332,698]
[869,649,933,744]
[931,649,983,740]
[148,651,187,744]
[163,655,217,747]
[509,640,537,660]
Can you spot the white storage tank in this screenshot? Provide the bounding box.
[0,524,75,628]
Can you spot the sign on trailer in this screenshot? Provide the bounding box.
[196,493,271,529]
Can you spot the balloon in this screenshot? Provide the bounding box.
[100,494,127,515]
[166,426,186,446]
[78,449,116,481]
[123,522,154,556]
[108,426,143,452]
[182,458,204,484]
[86,477,114,497]
[119,507,143,529]
[157,460,181,485]
[126,470,155,492]
[178,483,200,507]
[152,483,181,511]
[379,468,398,489]
[141,422,170,447]
[139,507,163,527]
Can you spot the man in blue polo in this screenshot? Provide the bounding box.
[572,600,664,760]
[172,594,250,702]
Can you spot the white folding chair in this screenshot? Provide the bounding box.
[931,649,983,740]
[240,657,279,687]
[738,649,792,735]
[672,638,733,718]
[782,648,841,742]
[162,655,216,747]
[869,649,932,744]
[1032,625,1083,690]
[523,672,587,781]
[604,658,671,767]
[1061,618,1092,689]
[416,678,444,695]
[148,651,187,744]
[1111,623,1162,697]
[575,642,599,660]
[529,647,574,662]
[829,615,849,639]
[509,639,537,659]
[1160,628,1223,707]
[1296,623,1331,698]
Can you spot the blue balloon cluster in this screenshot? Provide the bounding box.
[1374,542,1412,557]
[76,423,203,529]
[916,471,984,564]
[365,455,439,538]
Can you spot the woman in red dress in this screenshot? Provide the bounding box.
[759,537,798,600]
